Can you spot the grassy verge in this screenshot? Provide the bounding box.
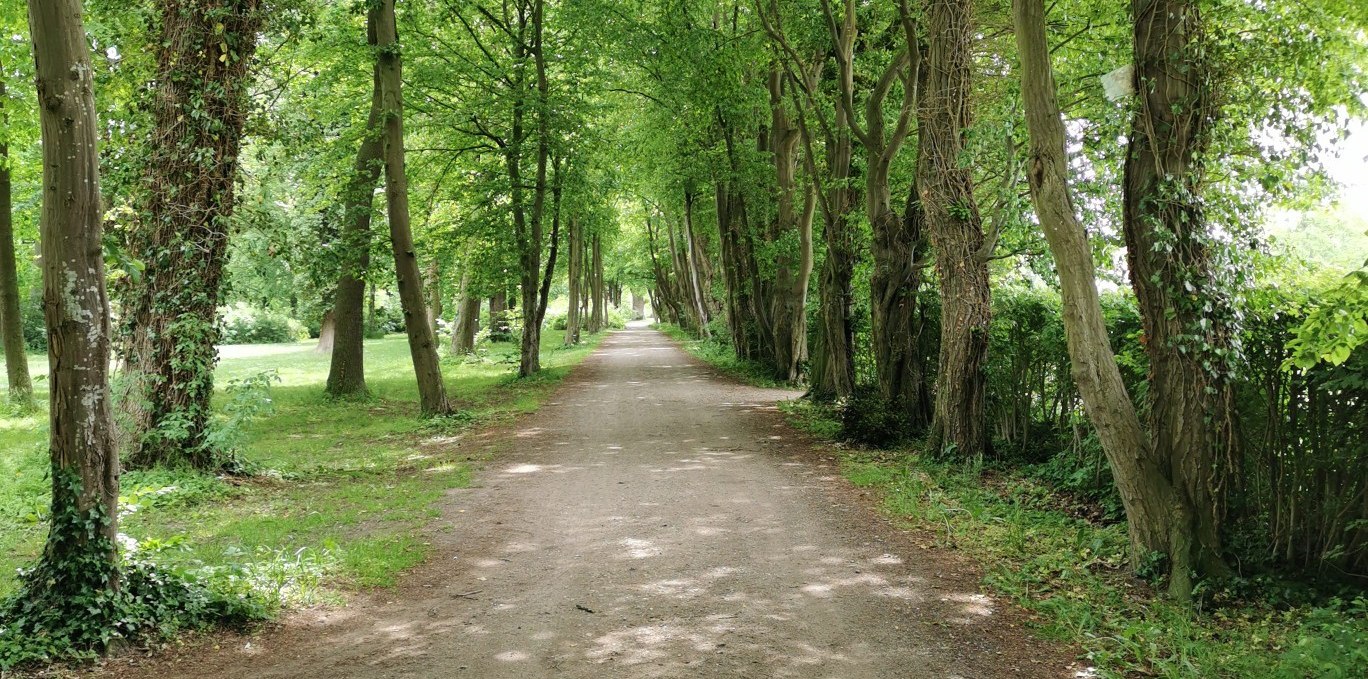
[778,399,1366,679]
[0,332,606,600]
[653,322,789,388]
[648,328,1366,678]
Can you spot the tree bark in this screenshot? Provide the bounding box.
[315,309,336,354]
[452,269,480,354]
[27,0,120,590]
[489,290,510,340]
[807,65,858,401]
[682,190,711,335]
[325,51,385,397]
[565,215,582,344]
[509,0,552,377]
[765,69,814,383]
[1123,0,1230,596]
[918,0,991,458]
[120,0,264,469]
[426,258,443,341]
[645,216,685,326]
[590,232,605,332]
[533,155,563,352]
[858,10,931,426]
[1013,0,1194,599]
[376,0,450,417]
[0,74,34,409]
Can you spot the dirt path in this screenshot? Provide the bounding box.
[104,328,1079,679]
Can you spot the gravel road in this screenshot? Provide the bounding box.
[102,327,1078,679]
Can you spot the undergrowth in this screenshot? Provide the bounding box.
[654,322,789,388]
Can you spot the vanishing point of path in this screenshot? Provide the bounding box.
[108,327,1078,679]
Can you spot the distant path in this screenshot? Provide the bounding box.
[110,328,1077,678]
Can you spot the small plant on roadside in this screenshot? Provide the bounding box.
[202,370,281,473]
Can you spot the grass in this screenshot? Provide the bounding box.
[653,322,791,388]
[0,332,606,599]
[777,399,1368,679]
[644,327,1367,679]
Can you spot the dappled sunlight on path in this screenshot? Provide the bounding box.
[105,328,1075,679]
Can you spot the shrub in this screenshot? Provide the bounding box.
[218,303,309,344]
[835,386,906,448]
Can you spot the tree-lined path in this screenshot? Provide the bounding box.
[105,327,1074,678]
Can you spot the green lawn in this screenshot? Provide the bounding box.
[0,333,605,598]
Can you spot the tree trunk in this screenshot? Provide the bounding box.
[1013,0,1194,599]
[645,217,685,327]
[366,279,379,333]
[0,74,34,409]
[710,118,770,361]
[533,155,563,356]
[27,0,120,594]
[315,309,336,354]
[682,191,711,335]
[1123,0,1230,596]
[918,0,991,458]
[870,181,931,428]
[632,291,645,320]
[426,258,443,341]
[509,0,552,378]
[807,94,857,400]
[590,232,605,332]
[565,216,582,344]
[765,70,815,384]
[376,0,450,417]
[489,290,510,341]
[861,19,930,427]
[120,0,264,469]
[325,52,384,397]
[451,269,480,354]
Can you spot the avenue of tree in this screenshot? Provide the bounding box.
[1,0,1365,661]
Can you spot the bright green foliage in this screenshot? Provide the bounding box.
[1287,271,1368,369]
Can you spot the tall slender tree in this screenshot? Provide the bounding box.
[0,72,34,409]
[326,23,385,398]
[375,0,451,417]
[763,68,815,383]
[1013,0,1197,600]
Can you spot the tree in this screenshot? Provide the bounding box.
[763,67,814,383]
[836,0,930,426]
[565,214,584,344]
[757,0,859,400]
[918,0,991,457]
[120,0,266,469]
[451,268,480,353]
[1012,0,1196,600]
[375,0,451,416]
[326,16,386,398]
[1120,0,1233,591]
[26,0,121,608]
[0,71,33,409]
